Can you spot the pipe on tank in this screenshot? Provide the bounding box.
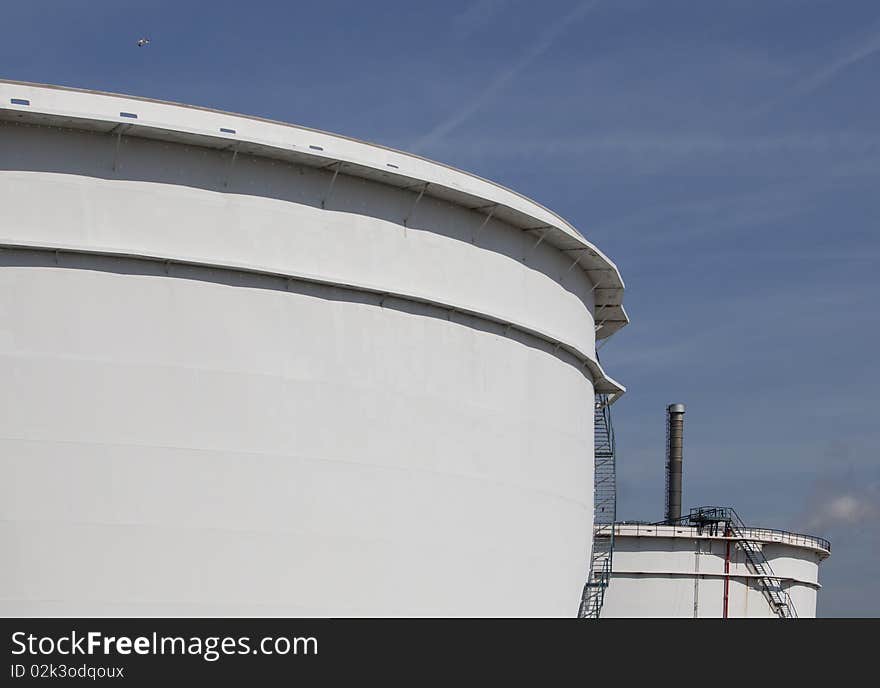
[665,403,686,523]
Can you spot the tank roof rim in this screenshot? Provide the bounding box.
[606,522,831,557]
[0,79,626,326]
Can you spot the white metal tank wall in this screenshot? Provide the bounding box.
[600,525,829,618]
[0,128,600,358]
[0,83,627,616]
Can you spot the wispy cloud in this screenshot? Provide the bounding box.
[803,480,880,531]
[603,270,877,379]
[584,155,880,247]
[429,130,880,160]
[754,19,880,115]
[410,0,600,153]
[451,0,515,40]
[586,183,815,247]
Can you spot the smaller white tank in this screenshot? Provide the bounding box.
[600,518,830,618]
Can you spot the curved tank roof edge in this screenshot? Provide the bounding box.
[0,80,627,304]
[610,522,831,558]
[0,81,621,260]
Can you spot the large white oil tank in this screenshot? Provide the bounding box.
[0,80,627,616]
[601,520,830,618]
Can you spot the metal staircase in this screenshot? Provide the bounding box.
[578,393,617,618]
[686,506,797,618]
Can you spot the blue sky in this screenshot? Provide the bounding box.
[3,0,878,616]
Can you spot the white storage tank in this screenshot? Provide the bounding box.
[0,80,627,616]
[601,519,830,618]
[595,406,831,619]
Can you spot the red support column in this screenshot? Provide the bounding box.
[723,529,731,619]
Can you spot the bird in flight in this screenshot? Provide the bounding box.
[136,38,150,47]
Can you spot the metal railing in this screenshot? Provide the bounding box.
[646,513,830,554]
[736,527,830,554]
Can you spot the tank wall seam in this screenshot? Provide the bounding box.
[0,243,611,390]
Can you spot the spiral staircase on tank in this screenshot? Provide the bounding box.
[577,392,617,618]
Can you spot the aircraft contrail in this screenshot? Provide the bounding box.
[754,20,880,116]
[410,0,600,154]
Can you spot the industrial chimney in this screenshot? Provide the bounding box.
[664,403,686,523]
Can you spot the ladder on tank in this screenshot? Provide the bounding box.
[578,393,617,618]
[687,506,797,619]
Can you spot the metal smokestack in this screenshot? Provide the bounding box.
[665,403,686,523]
